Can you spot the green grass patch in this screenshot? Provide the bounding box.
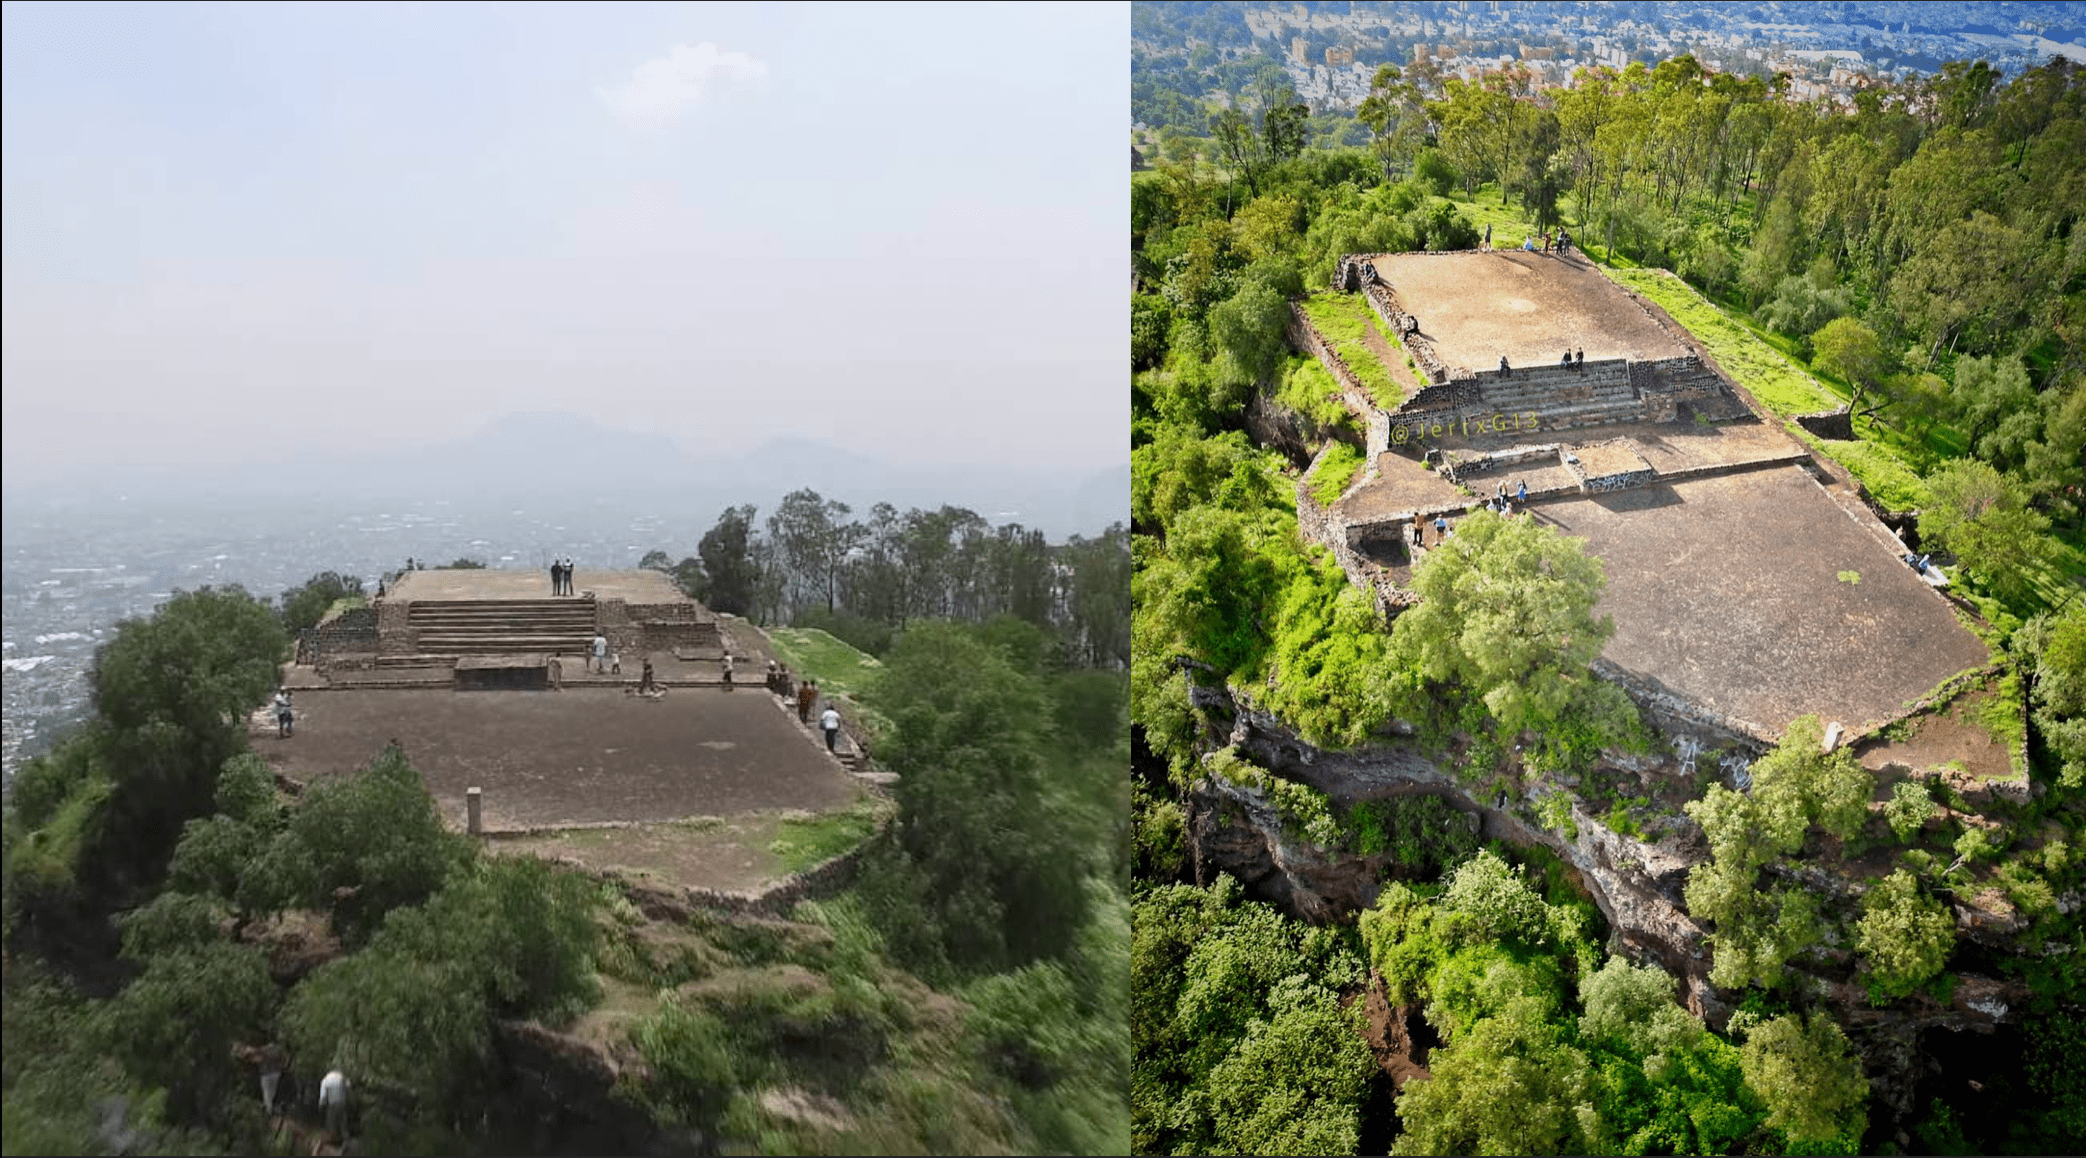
[1606,267,1948,519]
[1273,356,1358,434]
[324,595,370,618]
[1804,436,1933,512]
[1838,571,1862,585]
[9,776,112,888]
[1431,186,1540,247]
[1298,293,1408,409]
[1976,671,2030,781]
[754,622,893,740]
[1309,442,1365,506]
[768,798,891,873]
[1605,268,1841,416]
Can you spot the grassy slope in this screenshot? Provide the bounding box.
[759,623,895,741]
[1298,293,1424,408]
[1308,442,1365,506]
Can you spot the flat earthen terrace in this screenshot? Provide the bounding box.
[1372,249,1689,373]
[274,567,864,833]
[1299,250,1992,743]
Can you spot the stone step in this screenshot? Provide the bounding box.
[375,654,463,668]
[404,598,579,612]
[407,609,597,624]
[407,620,596,634]
[413,634,596,650]
[1478,382,1637,409]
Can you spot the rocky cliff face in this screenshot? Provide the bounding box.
[1182,689,2033,1132]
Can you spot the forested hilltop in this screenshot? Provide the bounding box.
[1131,52,2082,1157]
[2,499,1132,1154]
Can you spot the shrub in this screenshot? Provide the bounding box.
[1855,870,1955,1001]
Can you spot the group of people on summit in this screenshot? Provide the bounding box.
[548,557,578,596]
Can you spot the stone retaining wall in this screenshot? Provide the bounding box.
[528,834,882,920]
[1592,658,1772,748]
[1795,408,1856,440]
[1286,303,1373,403]
[1295,447,1404,621]
[1577,466,1658,492]
[1360,281,1454,385]
[376,599,415,656]
[307,606,379,669]
[1247,392,1329,468]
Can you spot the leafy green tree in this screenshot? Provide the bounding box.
[241,744,464,945]
[1133,876,1367,1156]
[1578,956,1704,1058]
[1211,108,1265,197]
[1259,81,1311,166]
[281,948,493,1115]
[1920,457,2057,605]
[858,623,1092,978]
[1131,427,1274,534]
[1203,976,1371,1155]
[1885,778,1939,841]
[1748,713,1875,845]
[1231,194,1305,263]
[1855,869,1955,1000]
[279,571,365,635]
[1393,996,1602,1156]
[1738,1012,1870,1145]
[698,504,760,616]
[2014,604,2085,789]
[104,932,276,1125]
[1388,510,1641,770]
[1810,316,1892,415]
[380,856,601,1020]
[769,489,866,617]
[1063,525,1132,670]
[1948,355,2040,467]
[1205,280,1290,388]
[1437,849,1551,947]
[2019,382,2085,531]
[1357,65,1429,181]
[81,587,287,899]
[1683,716,1869,988]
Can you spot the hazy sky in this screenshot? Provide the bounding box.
[1,1,1127,484]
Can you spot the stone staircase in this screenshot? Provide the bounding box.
[1474,363,1644,431]
[401,599,598,659]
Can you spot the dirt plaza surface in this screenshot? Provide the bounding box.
[1368,250,1691,373]
[1539,465,1990,736]
[386,566,685,604]
[1334,417,1806,527]
[260,686,861,831]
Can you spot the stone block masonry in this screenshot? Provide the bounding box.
[1561,441,1657,493]
[308,606,378,667]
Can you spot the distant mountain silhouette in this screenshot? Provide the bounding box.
[4,412,1126,539]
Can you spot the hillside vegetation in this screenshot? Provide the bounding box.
[1132,48,2084,1157]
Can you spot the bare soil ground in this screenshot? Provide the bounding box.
[1353,975,1433,1093]
[386,567,686,604]
[1544,464,1991,736]
[1853,686,2016,785]
[1369,250,1690,372]
[1336,418,1805,525]
[489,814,803,896]
[256,686,860,831]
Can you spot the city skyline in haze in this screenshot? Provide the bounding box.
[1,1,1129,486]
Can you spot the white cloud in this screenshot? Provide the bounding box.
[599,42,769,129]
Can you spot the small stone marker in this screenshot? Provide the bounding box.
[1822,721,1844,753]
[466,787,483,835]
